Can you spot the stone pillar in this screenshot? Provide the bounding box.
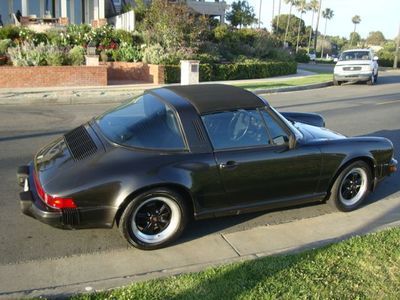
[21,0,29,16]
[93,0,99,20]
[99,0,105,19]
[180,60,200,85]
[70,0,75,23]
[61,0,67,18]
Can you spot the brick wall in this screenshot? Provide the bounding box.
[107,62,165,85]
[0,66,107,88]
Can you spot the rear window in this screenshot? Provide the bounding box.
[96,94,186,150]
[339,51,371,61]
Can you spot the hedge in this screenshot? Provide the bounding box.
[163,61,297,84]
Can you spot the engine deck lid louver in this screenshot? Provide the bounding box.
[64,125,98,161]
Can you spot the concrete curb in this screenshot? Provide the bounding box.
[0,81,333,106]
[253,81,333,94]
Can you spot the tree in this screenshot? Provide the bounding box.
[283,0,296,47]
[295,0,307,53]
[349,32,361,46]
[350,15,361,46]
[320,8,334,58]
[307,0,319,53]
[366,31,386,45]
[273,14,308,47]
[313,0,322,52]
[226,1,257,29]
[276,0,282,33]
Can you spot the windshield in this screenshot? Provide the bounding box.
[339,51,371,61]
[96,94,186,150]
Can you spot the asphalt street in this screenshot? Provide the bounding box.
[0,71,399,266]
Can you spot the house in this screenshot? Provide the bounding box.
[0,0,226,28]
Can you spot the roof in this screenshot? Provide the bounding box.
[164,84,266,114]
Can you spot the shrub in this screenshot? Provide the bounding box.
[377,50,395,67]
[111,42,142,62]
[0,25,20,40]
[164,65,180,84]
[295,49,310,63]
[143,44,193,65]
[45,45,67,66]
[7,42,47,66]
[164,61,297,83]
[68,45,86,66]
[0,39,12,56]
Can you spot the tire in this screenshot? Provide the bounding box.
[333,78,341,86]
[328,161,371,212]
[367,73,375,85]
[119,188,188,250]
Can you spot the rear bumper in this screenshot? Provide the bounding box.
[17,164,78,228]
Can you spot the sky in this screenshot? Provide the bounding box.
[227,0,400,40]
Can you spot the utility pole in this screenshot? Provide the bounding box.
[258,0,262,28]
[394,23,400,69]
[272,0,275,32]
[313,0,322,53]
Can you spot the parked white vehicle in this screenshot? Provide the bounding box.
[333,49,379,85]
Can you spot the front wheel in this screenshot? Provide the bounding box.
[328,161,371,212]
[119,188,188,250]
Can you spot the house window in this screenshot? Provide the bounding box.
[113,0,122,5]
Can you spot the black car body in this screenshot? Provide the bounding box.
[17,84,397,249]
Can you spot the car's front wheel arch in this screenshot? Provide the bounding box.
[326,156,375,200]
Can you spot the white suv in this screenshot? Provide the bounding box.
[333,49,379,85]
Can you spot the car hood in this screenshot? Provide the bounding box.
[294,122,345,141]
[335,60,371,66]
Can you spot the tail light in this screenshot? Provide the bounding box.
[33,171,77,209]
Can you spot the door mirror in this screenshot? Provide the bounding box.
[373,56,379,61]
[333,58,338,63]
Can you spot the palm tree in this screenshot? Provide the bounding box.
[313,0,322,53]
[307,0,319,53]
[295,0,307,53]
[320,8,334,58]
[350,15,361,46]
[276,0,282,34]
[283,0,296,48]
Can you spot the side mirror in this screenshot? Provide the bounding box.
[333,58,338,63]
[373,56,379,61]
[289,135,297,150]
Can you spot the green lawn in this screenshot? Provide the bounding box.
[72,227,400,300]
[234,74,332,90]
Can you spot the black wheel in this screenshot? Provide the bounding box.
[333,77,341,86]
[328,161,371,212]
[119,188,188,250]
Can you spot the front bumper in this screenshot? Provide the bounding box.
[334,72,371,82]
[17,164,79,228]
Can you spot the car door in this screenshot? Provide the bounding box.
[201,108,322,209]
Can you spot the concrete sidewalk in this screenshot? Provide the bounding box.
[1,192,399,299]
[0,69,318,105]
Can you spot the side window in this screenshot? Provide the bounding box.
[261,111,289,145]
[202,109,270,150]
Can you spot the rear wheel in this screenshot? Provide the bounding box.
[119,188,188,250]
[328,161,371,212]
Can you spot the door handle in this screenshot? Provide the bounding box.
[219,161,238,170]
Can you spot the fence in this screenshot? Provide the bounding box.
[108,10,135,32]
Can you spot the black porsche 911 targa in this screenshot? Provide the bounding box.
[17,84,397,249]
